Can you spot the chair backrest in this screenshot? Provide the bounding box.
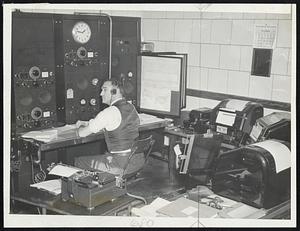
[120,135,155,178]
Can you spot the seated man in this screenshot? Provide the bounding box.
[75,78,143,175]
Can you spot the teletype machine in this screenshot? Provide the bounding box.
[211,99,264,147]
[249,111,291,143]
[50,164,127,210]
[212,139,290,209]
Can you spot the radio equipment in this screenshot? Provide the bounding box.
[55,14,110,124]
[12,12,57,133]
[111,16,141,105]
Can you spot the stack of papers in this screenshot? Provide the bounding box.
[22,130,58,142]
[48,164,82,178]
[131,197,171,217]
[156,197,219,218]
[30,179,62,196]
[138,113,165,125]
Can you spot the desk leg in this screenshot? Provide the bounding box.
[41,207,47,215]
[167,135,178,184]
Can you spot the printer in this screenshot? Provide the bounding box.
[249,111,291,143]
[211,99,263,147]
[212,139,290,209]
[61,170,126,210]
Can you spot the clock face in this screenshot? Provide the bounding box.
[72,21,91,44]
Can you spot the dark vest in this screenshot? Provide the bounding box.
[104,99,140,152]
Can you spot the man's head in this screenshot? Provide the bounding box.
[100,78,124,105]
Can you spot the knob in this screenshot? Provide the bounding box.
[32,70,39,77]
[91,78,98,86]
[90,98,96,106]
[80,99,86,105]
[128,72,133,78]
[34,110,41,118]
[80,49,86,57]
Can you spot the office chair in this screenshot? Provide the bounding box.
[117,135,155,204]
[185,134,222,188]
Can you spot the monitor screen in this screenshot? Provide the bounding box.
[138,55,183,117]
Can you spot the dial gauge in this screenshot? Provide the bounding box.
[72,21,91,44]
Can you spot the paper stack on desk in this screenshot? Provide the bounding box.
[22,130,58,142]
[156,197,219,218]
[131,197,171,217]
[30,179,62,196]
[48,164,82,178]
[138,113,166,125]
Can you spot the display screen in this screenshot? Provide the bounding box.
[138,55,183,117]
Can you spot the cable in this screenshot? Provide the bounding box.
[126,192,147,205]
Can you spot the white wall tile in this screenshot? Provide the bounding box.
[221,12,243,19]
[199,98,220,109]
[277,14,292,19]
[254,19,278,26]
[142,19,159,41]
[191,20,201,43]
[174,20,193,42]
[227,71,249,97]
[187,43,200,66]
[272,75,291,102]
[183,12,201,19]
[111,10,143,17]
[263,108,288,116]
[202,12,222,19]
[165,11,184,19]
[240,46,253,72]
[287,49,291,76]
[207,69,228,94]
[220,45,240,70]
[158,19,175,41]
[200,68,209,91]
[271,48,289,75]
[153,41,166,52]
[142,11,166,19]
[210,20,232,44]
[277,20,292,48]
[188,66,201,89]
[166,42,189,53]
[243,13,266,19]
[249,76,272,100]
[200,20,211,43]
[200,44,220,68]
[231,20,254,45]
[186,96,200,110]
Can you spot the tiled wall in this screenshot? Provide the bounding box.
[25,9,292,115]
[140,11,292,114]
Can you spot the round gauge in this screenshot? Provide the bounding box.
[72,21,91,44]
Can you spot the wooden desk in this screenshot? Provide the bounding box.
[25,119,168,152]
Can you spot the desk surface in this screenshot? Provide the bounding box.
[21,119,168,152]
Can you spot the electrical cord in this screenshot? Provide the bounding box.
[30,155,46,183]
[126,192,147,205]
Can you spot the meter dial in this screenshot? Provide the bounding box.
[72,21,91,44]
